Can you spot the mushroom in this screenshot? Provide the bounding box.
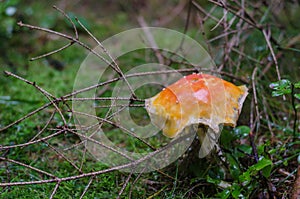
[145,73,248,157]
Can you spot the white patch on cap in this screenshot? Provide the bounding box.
[193,89,209,103]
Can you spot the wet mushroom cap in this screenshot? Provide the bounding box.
[145,73,248,138]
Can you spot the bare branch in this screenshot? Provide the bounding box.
[4,71,67,125]
[262,29,281,81]
[117,171,133,199]
[251,67,260,133]
[24,110,56,144]
[49,181,61,199]
[75,17,137,99]
[30,42,73,61]
[0,131,191,186]
[4,71,54,98]
[0,102,51,132]
[53,5,78,40]
[0,130,64,150]
[79,176,94,199]
[0,157,56,178]
[137,16,164,65]
[71,110,156,150]
[66,128,134,161]
[44,141,82,173]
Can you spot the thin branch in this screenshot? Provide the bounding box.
[128,167,146,198]
[207,0,281,49]
[0,130,64,150]
[94,104,145,108]
[251,67,260,132]
[44,140,82,173]
[70,97,145,102]
[64,106,130,154]
[137,16,164,65]
[210,9,228,31]
[66,68,248,101]
[262,96,274,139]
[66,128,134,161]
[49,181,61,199]
[4,71,54,98]
[208,0,259,29]
[53,5,78,40]
[30,42,73,61]
[175,0,192,54]
[75,18,117,70]
[117,171,133,199]
[192,1,219,22]
[0,157,56,178]
[0,102,51,132]
[75,17,137,99]
[0,161,133,187]
[18,21,74,41]
[1,68,247,134]
[196,13,213,56]
[4,71,67,125]
[24,110,56,144]
[208,27,252,43]
[17,21,133,91]
[71,110,156,150]
[79,176,94,199]
[0,132,192,186]
[231,47,263,64]
[262,29,281,81]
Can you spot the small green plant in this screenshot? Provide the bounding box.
[269,79,300,137]
[270,79,300,101]
[202,126,274,199]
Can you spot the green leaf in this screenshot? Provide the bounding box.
[262,165,272,178]
[219,189,230,199]
[257,143,265,155]
[252,158,272,171]
[231,183,242,199]
[294,94,300,100]
[270,79,292,97]
[233,126,250,138]
[207,175,221,185]
[236,144,252,155]
[269,79,291,89]
[250,158,273,178]
[239,170,251,186]
[220,130,236,147]
[294,81,300,89]
[272,90,291,97]
[226,154,241,179]
[239,158,273,184]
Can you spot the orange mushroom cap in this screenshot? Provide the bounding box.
[145,73,248,138]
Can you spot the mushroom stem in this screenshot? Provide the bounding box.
[197,126,220,158]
